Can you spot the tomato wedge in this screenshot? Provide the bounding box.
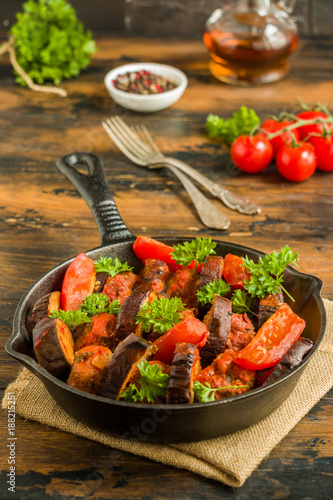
[222,253,251,290]
[61,253,96,311]
[233,303,306,370]
[132,236,198,273]
[153,317,209,365]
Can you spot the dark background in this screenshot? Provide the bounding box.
[1,0,333,38]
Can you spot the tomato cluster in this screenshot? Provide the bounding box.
[230,108,333,182]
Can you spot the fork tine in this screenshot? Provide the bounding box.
[102,120,147,166]
[135,125,161,155]
[105,118,147,160]
[112,116,152,156]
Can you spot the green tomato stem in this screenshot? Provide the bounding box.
[263,117,333,140]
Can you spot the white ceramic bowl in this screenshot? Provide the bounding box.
[104,62,188,113]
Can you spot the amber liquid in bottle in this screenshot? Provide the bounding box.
[204,7,299,85]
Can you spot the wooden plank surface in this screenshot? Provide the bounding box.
[0,36,333,499]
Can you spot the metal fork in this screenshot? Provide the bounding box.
[102,115,260,216]
[102,118,231,230]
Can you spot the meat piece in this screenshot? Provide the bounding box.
[67,345,112,394]
[257,337,313,387]
[32,317,74,379]
[113,282,158,349]
[200,295,233,368]
[26,291,61,336]
[102,271,141,306]
[166,343,200,404]
[74,312,117,351]
[258,291,284,329]
[140,258,170,292]
[223,254,251,290]
[225,313,256,352]
[197,349,256,400]
[98,333,157,400]
[166,267,199,309]
[199,255,224,288]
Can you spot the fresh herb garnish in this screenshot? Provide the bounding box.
[231,289,257,316]
[136,297,186,335]
[80,293,120,317]
[50,309,90,330]
[197,279,231,305]
[193,380,250,403]
[120,360,170,403]
[242,245,299,301]
[171,237,217,268]
[94,256,133,277]
[206,106,261,146]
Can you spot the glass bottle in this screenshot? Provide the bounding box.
[203,0,298,85]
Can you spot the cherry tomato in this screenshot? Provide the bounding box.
[61,253,96,311]
[234,303,306,370]
[296,110,331,140]
[153,317,209,365]
[261,118,300,157]
[222,254,251,290]
[276,142,317,182]
[230,134,273,174]
[132,236,199,273]
[307,134,333,172]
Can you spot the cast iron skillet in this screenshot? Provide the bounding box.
[6,153,326,444]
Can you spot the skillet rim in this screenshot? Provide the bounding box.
[6,235,327,412]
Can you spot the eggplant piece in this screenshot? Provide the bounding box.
[74,312,117,351]
[113,282,158,349]
[94,271,109,294]
[26,291,61,336]
[200,295,233,368]
[199,255,224,288]
[98,333,157,400]
[166,343,200,404]
[140,259,170,291]
[258,337,314,387]
[67,345,112,394]
[258,291,284,329]
[102,271,142,306]
[32,317,74,379]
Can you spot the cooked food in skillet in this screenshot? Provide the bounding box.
[27,236,312,404]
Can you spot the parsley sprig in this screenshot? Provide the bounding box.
[231,289,257,316]
[81,293,120,316]
[120,361,170,403]
[50,309,90,330]
[136,297,185,335]
[206,106,261,146]
[49,293,120,331]
[94,256,133,277]
[242,245,299,302]
[171,237,217,268]
[193,381,250,402]
[197,279,231,305]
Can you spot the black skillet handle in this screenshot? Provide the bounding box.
[55,153,135,246]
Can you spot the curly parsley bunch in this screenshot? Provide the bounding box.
[11,0,97,86]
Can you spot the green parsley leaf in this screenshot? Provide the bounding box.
[80,293,120,317]
[171,237,217,268]
[231,289,257,316]
[94,256,133,277]
[135,297,185,335]
[242,245,299,301]
[120,361,170,404]
[197,279,231,305]
[206,106,261,146]
[49,309,90,330]
[193,380,250,403]
[11,0,97,87]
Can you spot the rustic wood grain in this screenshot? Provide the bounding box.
[0,36,333,499]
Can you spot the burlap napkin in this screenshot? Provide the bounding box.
[3,299,333,487]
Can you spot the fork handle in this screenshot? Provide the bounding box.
[166,166,230,230]
[148,157,261,215]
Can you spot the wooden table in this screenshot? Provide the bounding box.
[1,36,333,499]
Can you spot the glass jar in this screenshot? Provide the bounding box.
[203,0,298,85]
